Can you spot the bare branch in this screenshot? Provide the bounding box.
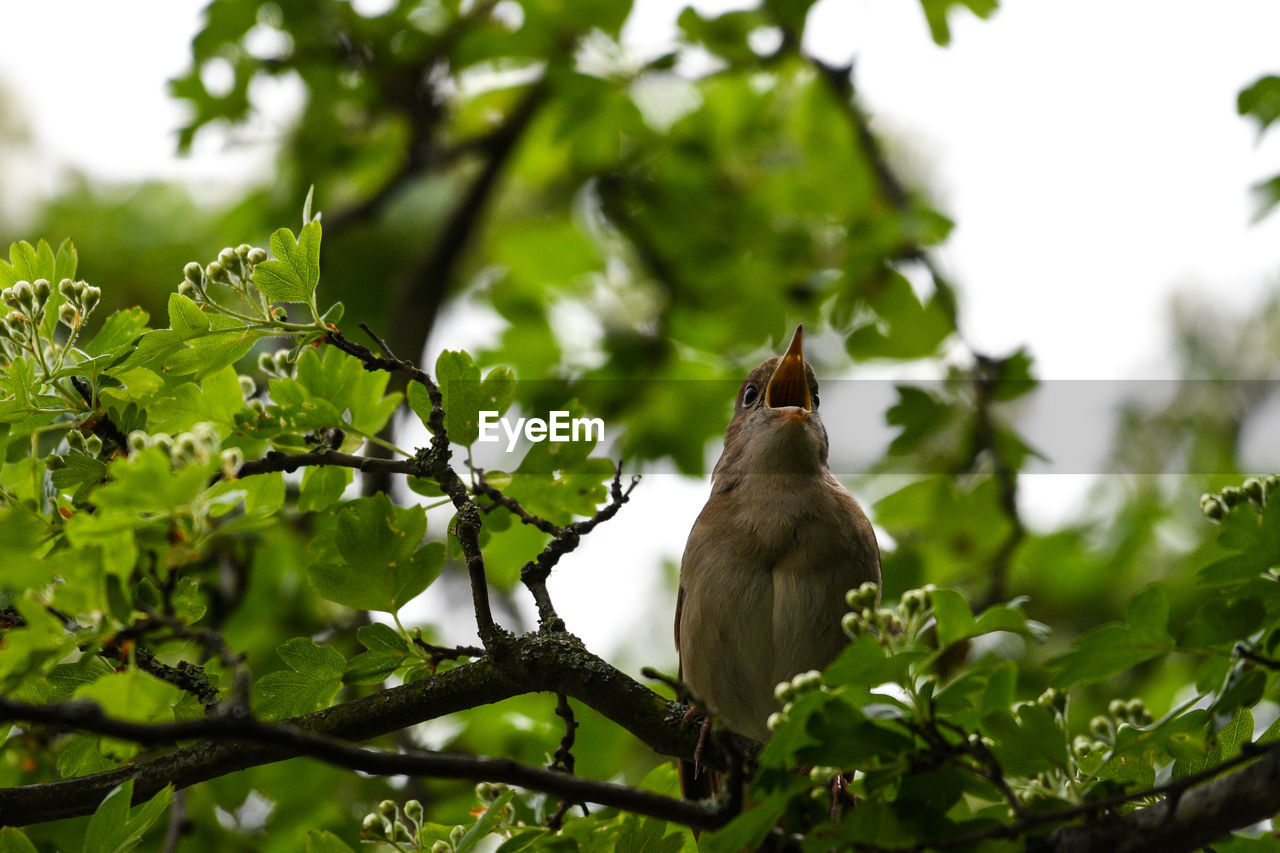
[0,695,732,831]
[0,633,750,827]
[233,447,416,480]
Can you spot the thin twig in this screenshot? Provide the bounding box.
[546,693,585,829]
[1235,643,1280,671]
[324,325,502,646]
[520,463,640,631]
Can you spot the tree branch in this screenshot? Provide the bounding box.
[234,447,416,479]
[0,691,731,832]
[0,633,750,827]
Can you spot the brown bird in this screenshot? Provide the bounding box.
[675,324,880,792]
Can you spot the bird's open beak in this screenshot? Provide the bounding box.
[765,324,812,411]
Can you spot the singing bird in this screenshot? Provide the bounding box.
[676,324,880,782]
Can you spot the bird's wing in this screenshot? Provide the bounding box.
[674,584,684,658]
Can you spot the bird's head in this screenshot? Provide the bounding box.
[714,324,829,484]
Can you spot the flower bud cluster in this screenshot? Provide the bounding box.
[63,429,104,458]
[178,262,207,303]
[841,583,933,644]
[475,782,509,803]
[194,244,269,298]
[0,277,99,360]
[1084,697,1152,753]
[126,422,223,469]
[257,349,295,379]
[45,430,107,476]
[360,798,426,848]
[58,278,101,327]
[1036,686,1067,718]
[768,669,827,734]
[1201,475,1279,520]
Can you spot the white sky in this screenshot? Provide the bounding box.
[3,0,1279,657]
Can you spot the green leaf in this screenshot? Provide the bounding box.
[699,792,790,853]
[0,828,39,853]
[824,634,923,691]
[293,346,400,436]
[932,588,975,648]
[307,494,444,612]
[357,622,410,654]
[1239,75,1280,134]
[306,831,355,853]
[298,465,352,512]
[1050,585,1172,688]
[75,669,185,724]
[434,349,485,445]
[254,637,346,719]
[50,452,107,491]
[309,494,445,613]
[83,308,150,358]
[980,702,1068,776]
[167,292,210,335]
[82,780,172,853]
[255,221,322,303]
[83,782,131,853]
[454,791,515,853]
[918,0,999,46]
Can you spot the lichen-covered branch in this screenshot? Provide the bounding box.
[0,633,746,828]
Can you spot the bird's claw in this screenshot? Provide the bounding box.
[692,715,712,778]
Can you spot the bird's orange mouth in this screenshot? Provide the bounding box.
[765,324,812,412]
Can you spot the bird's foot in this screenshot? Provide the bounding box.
[692,715,713,777]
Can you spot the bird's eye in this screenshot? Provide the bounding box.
[742,385,759,406]
[812,391,820,409]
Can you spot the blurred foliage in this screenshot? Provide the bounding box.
[2,0,1280,849]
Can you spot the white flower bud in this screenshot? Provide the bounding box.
[220,447,244,478]
[12,281,33,311]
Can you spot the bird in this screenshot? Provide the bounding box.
[675,323,881,795]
